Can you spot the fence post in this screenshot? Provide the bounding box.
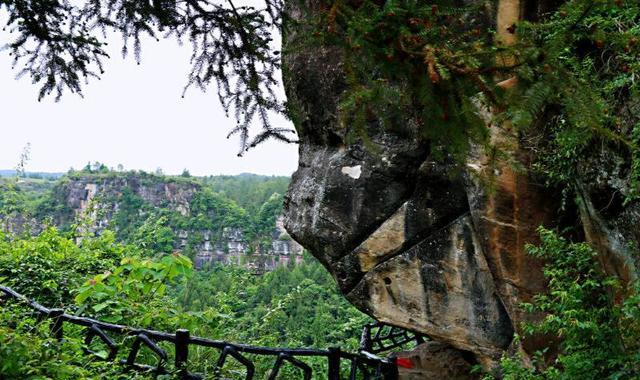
[328,347,341,380]
[49,308,64,342]
[359,325,372,352]
[175,329,190,377]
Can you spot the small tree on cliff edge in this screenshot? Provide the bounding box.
[14,142,31,180]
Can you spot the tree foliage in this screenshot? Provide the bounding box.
[482,228,640,380]
[0,227,370,379]
[0,227,123,306]
[308,0,640,189]
[0,0,295,154]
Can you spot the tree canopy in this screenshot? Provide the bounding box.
[0,227,372,378]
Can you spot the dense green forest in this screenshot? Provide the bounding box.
[0,227,370,379]
[0,169,374,379]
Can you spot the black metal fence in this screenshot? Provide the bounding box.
[0,285,422,379]
[360,322,426,355]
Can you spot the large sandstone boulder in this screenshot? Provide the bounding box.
[282,0,639,373]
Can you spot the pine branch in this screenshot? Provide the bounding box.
[0,0,292,153]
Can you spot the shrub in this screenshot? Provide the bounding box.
[488,227,640,380]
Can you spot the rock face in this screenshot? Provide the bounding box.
[575,143,640,285]
[281,0,639,373]
[0,213,40,236]
[347,216,513,360]
[391,342,478,380]
[282,0,518,367]
[193,221,303,272]
[63,176,198,233]
[1,175,303,273]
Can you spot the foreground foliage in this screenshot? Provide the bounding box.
[0,228,370,379]
[0,0,293,153]
[484,228,640,380]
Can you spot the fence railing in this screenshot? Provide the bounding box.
[360,322,426,355]
[0,285,422,379]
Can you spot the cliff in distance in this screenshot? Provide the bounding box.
[0,170,302,273]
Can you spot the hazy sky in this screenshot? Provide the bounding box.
[0,19,299,176]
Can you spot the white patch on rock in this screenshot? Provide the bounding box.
[341,165,362,179]
[466,163,482,172]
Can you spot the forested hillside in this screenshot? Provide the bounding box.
[0,168,377,379]
[0,167,297,272]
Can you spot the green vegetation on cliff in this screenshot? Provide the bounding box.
[482,228,640,380]
[315,0,640,203]
[0,170,291,257]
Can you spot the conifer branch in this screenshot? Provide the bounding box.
[1,0,291,154]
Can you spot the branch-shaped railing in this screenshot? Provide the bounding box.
[359,322,426,355]
[0,285,410,379]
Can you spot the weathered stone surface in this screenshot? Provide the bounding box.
[355,203,407,272]
[62,176,199,221]
[282,0,640,374]
[464,144,558,355]
[282,0,514,368]
[575,143,640,286]
[577,183,638,286]
[347,216,512,360]
[0,213,41,236]
[391,342,478,380]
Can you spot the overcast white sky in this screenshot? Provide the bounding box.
[0,20,299,176]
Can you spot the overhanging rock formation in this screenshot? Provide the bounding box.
[281,0,640,374]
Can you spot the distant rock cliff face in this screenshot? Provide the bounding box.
[192,219,304,273]
[63,176,199,232]
[282,0,639,375]
[0,213,40,236]
[2,175,303,272]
